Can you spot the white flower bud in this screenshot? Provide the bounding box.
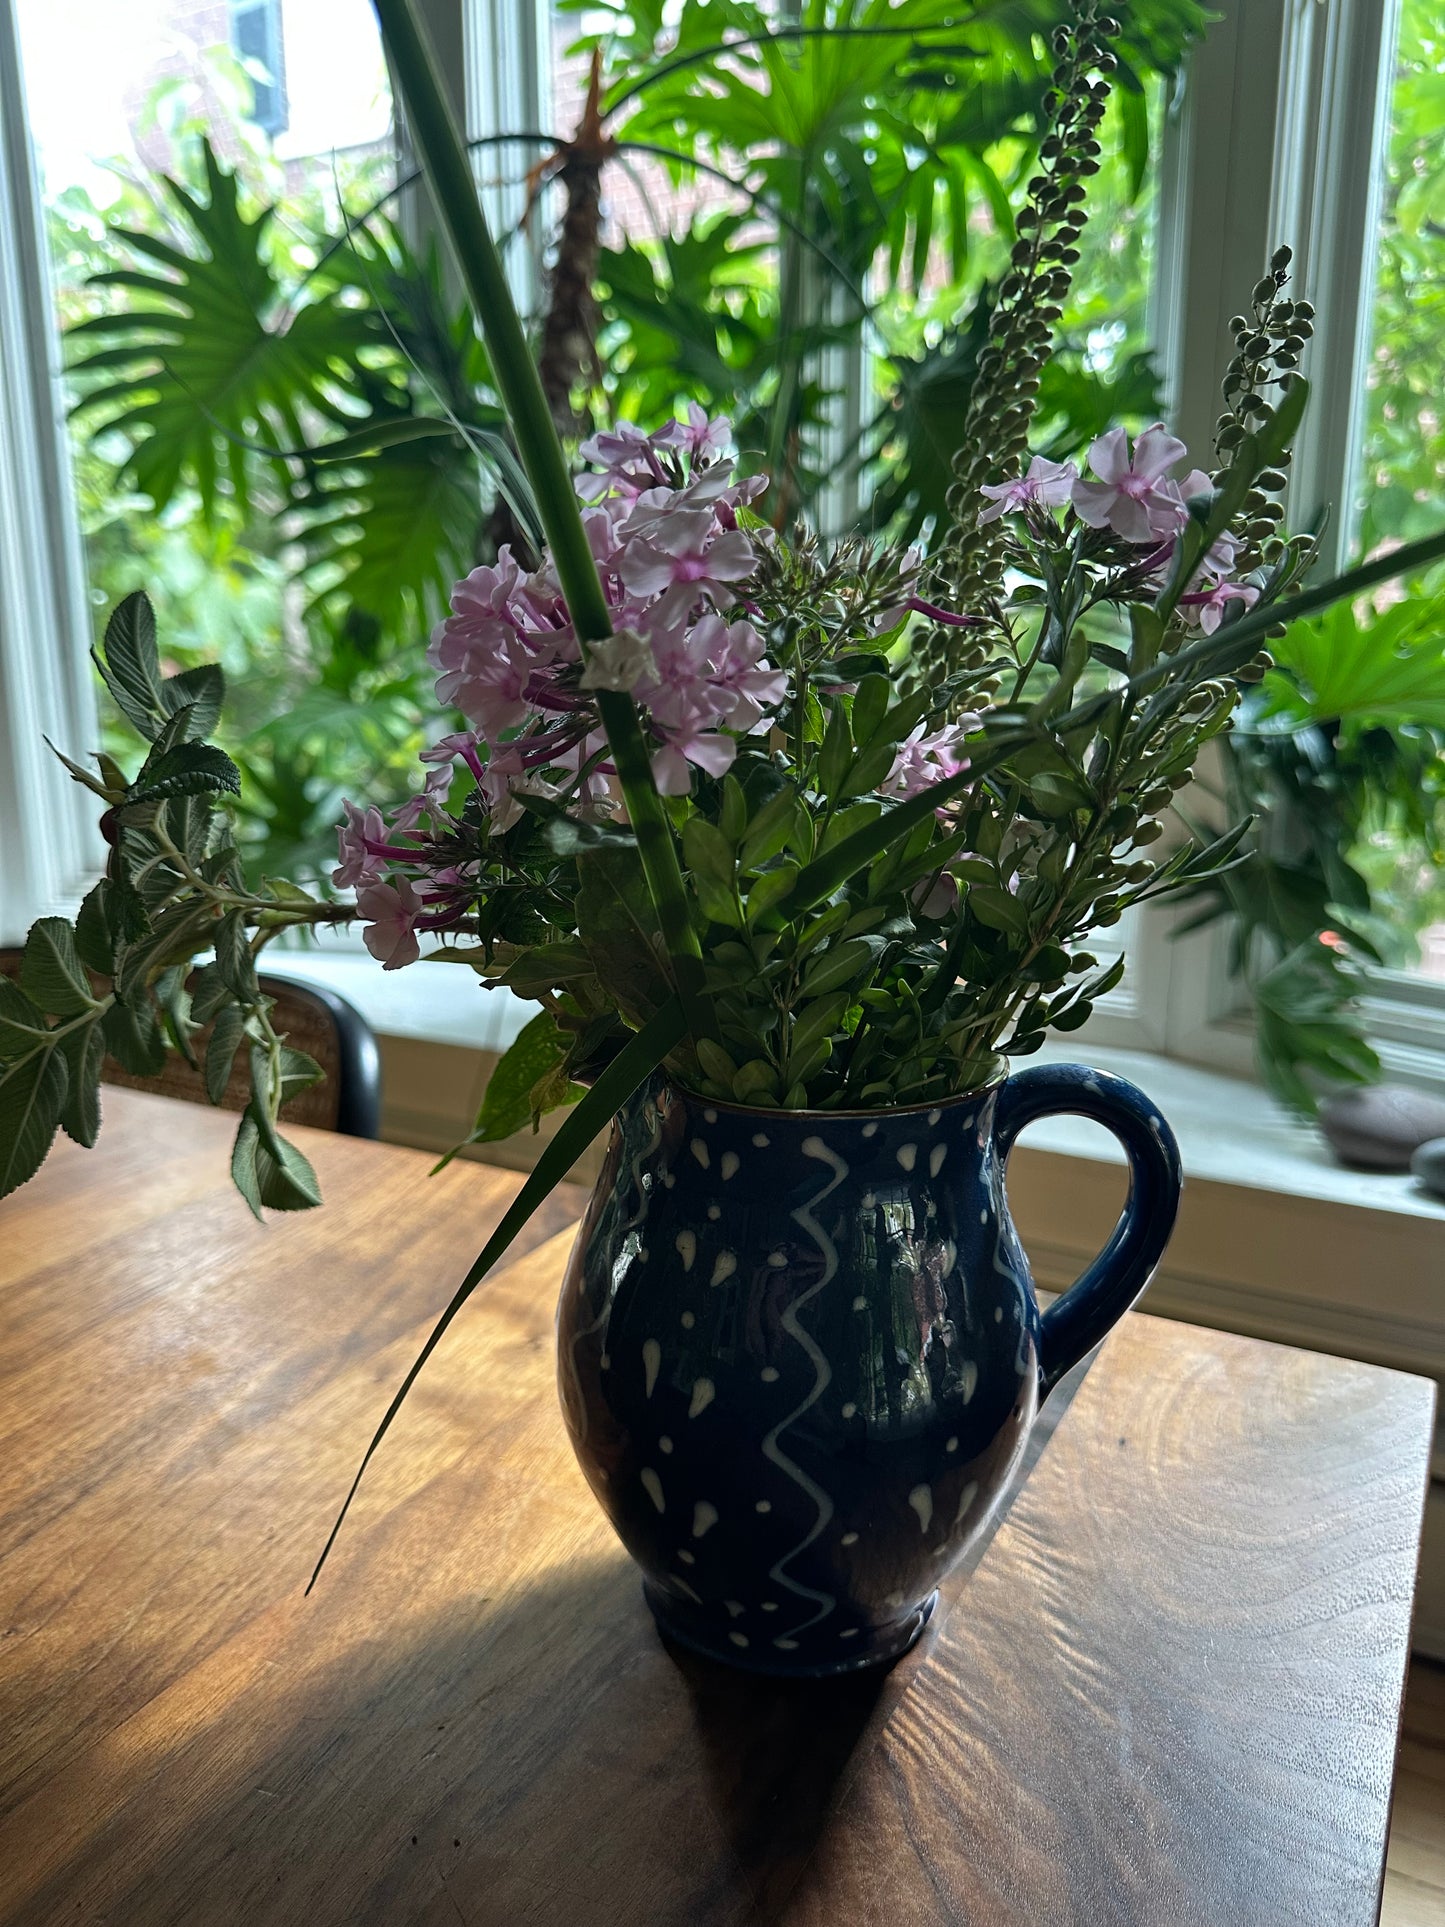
[579,627,657,694]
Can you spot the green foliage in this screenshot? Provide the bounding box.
[69,144,372,520]
[462,1011,581,1146]
[1265,596,1445,728]
[0,595,349,1211]
[1356,0,1445,557]
[567,0,1199,529]
[1175,589,1445,1112]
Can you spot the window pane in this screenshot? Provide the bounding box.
[1347,0,1445,985]
[14,0,396,888]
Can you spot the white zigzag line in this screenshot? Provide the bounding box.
[763,1134,847,1637]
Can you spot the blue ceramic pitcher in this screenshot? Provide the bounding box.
[557,1064,1182,1677]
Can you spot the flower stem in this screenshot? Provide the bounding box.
[370,0,713,1041]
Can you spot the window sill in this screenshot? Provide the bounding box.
[1029,1039,1445,1227]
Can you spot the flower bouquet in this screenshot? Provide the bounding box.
[4,0,1442,1672]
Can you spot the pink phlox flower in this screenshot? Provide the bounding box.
[872,544,927,631]
[634,613,783,744]
[912,871,959,921]
[1178,578,1260,635]
[577,421,669,500]
[1203,526,1243,578]
[430,621,535,738]
[358,876,425,971]
[702,615,787,732]
[332,801,391,890]
[418,730,488,789]
[475,739,543,834]
[544,728,615,813]
[676,402,733,461]
[1178,467,1213,505]
[617,511,758,608]
[651,711,738,795]
[419,730,477,765]
[1071,425,1195,543]
[883,718,979,801]
[389,763,455,834]
[978,455,1080,526]
[712,472,768,532]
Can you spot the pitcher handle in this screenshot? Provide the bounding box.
[994,1063,1183,1399]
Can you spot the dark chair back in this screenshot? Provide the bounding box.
[0,953,381,1139]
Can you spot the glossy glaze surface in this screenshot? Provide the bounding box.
[557,1065,1182,1675]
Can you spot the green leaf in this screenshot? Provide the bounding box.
[276,1046,324,1105]
[495,942,596,997]
[92,591,165,740]
[71,146,374,524]
[0,1045,68,1198]
[102,994,166,1078]
[74,883,116,976]
[966,885,1029,935]
[575,846,672,1030]
[190,963,234,1024]
[745,863,799,927]
[214,909,260,1002]
[205,1003,247,1105]
[800,936,875,998]
[788,993,849,1061]
[1270,597,1445,727]
[468,1012,571,1145]
[114,902,214,1003]
[20,919,95,1019]
[57,1020,105,1148]
[45,738,119,801]
[123,741,241,810]
[162,663,226,738]
[850,674,891,747]
[682,815,737,889]
[0,979,52,1059]
[719,774,747,843]
[311,415,466,461]
[230,1105,323,1219]
[695,1037,739,1087]
[816,700,853,799]
[739,785,798,870]
[307,993,689,1592]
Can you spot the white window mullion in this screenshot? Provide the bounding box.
[1268,0,1399,574]
[463,0,552,317]
[0,0,100,945]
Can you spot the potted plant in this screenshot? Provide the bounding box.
[3,0,1442,1674]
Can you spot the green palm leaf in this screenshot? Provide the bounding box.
[1267,596,1445,727]
[68,142,374,518]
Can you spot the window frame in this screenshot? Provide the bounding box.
[0,0,101,946]
[1072,0,1445,1092]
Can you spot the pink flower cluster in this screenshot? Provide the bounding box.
[428,406,783,800]
[334,411,789,967]
[979,425,1260,633]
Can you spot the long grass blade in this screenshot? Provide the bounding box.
[306,995,687,1591]
[371,0,713,1041]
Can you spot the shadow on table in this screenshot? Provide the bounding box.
[12,1359,1096,1927]
[10,1556,902,1927]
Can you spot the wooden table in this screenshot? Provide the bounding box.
[0,1090,1434,1926]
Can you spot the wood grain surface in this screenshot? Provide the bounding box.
[0,1090,1433,1927]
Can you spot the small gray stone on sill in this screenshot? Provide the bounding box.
[1319,1086,1445,1173]
[1411,1137,1445,1202]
